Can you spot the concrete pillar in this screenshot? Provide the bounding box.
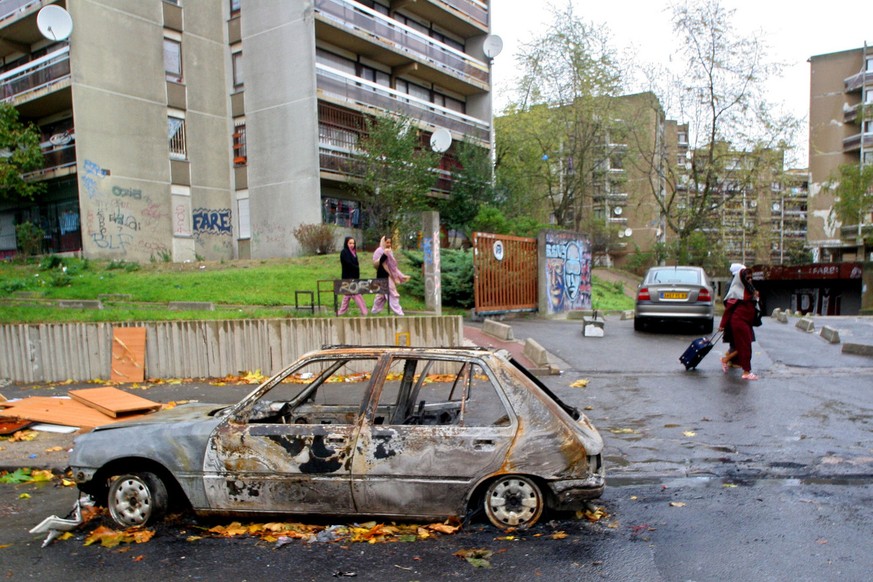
[422,211,442,314]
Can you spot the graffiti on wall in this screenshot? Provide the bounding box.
[544,231,592,314]
[192,208,232,238]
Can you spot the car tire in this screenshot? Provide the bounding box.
[483,475,544,529]
[633,317,645,332]
[107,472,168,527]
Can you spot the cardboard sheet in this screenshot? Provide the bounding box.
[68,387,162,418]
[0,397,143,430]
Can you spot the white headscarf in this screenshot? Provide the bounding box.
[730,263,746,276]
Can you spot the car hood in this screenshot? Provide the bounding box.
[89,402,229,432]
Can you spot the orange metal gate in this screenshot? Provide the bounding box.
[472,232,538,315]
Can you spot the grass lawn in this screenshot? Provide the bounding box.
[0,254,634,323]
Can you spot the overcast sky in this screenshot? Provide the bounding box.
[490,0,871,168]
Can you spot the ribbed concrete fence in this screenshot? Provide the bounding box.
[0,316,463,383]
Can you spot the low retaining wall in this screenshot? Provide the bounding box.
[0,316,463,383]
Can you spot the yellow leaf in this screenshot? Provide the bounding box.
[722,483,738,488]
[61,478,76,487]
[428,522,460,534]
[609,428,635,434]
[45,446,64,453]
[569,379,589,388]
[30,469,54,482]
[669,501,686,508]
[683,431,696,437]
[551,531,568,539]
[18,493,30,499]
[186,535,203,542]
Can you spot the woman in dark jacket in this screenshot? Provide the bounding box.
[719,264,759,380]
[337,236,368,316]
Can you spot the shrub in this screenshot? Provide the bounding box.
[402,248,474,309]
[294,223,336,255]
[14,221,43,257]
[39,255,66,271]
[107,260,140,272]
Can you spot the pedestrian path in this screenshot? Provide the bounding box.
[463,324,538,369]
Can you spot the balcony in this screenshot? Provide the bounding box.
[399,0,489,36]
[316,63,490,143]
[1,46,71,106]
[314,0,489,94]
[22,140,76,181]
[844,69,873,93]
[842,131,873,152]
[0,0,39,24]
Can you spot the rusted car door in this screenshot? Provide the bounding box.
[350,356,516,517]
[202,357,377,514]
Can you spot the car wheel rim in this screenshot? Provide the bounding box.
[485,476,543,528]
[109,476,153,526]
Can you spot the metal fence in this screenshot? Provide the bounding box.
[472,232,538,315]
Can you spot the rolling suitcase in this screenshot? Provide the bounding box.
[679,331,723,370]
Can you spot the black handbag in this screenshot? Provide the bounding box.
[752,300,763,327]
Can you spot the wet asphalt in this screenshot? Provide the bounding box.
[2,313,873,580]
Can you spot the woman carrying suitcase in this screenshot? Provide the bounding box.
[719,264,759,380]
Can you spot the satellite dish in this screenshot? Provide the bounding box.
[613,207,623,216]
[37,5,73,41]
[624,228,633,237]
[482,35,504,59]
[430,127,452,153]
[617,231,625,239]
[772,202,781,212]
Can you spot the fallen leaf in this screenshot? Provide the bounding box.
[551,531,568,540]
[722,483,738,488]
[18,493,30,499]
[669,501,686,508]
[454,548,492,568]
[609,428,635,434]
[683,431,696,437]
[569,379,589,388]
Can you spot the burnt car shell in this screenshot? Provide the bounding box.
[69,346,604,529]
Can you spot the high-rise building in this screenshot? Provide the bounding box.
[808,44,873,263]
[0,0,496,261]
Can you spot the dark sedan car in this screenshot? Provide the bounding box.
[69,346,604,530]
[634,266,714,333]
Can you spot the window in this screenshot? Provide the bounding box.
[232,49,243,88]
[164,37,182,83]
[232,121,246,166]
[322,197,360,228]
[168,116,187,160]
[230,0,240,15]
[677,131,688,145]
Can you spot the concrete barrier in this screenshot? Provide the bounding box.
[842,343,873,358]
[0,316,463,383]
[776,311,789,323]
[796,317,815,332]
[58,300,103,310]
[820,326,841,344]
[483,319,514,341]
[582,316,605,337]
[168,301,215,311]
[620,311,634,320]
[523,338,550,366]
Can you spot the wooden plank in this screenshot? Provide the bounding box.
[68,387,161,418]
[111,327,147,383]
[0,397,151,430]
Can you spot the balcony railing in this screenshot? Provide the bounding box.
[0,0,38,22]
[315,0,489,88]
[842,131,873,152]
[316,64,490,142]
[844,69,873,93]
[22,142,76,179]
[0,46,70,102]
[437,0,488,29]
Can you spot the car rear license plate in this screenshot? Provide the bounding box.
[662,292,688,300]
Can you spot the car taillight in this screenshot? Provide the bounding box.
[698,288,711,302]
[638,287,650,301]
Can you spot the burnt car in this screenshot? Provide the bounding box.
[69,346,604,530]
[634,266,714,333]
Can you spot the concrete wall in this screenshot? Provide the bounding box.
[0,316,462,383]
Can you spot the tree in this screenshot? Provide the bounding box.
[628,0,800,264]
[0,103,45,200]
[347,114,439,244]
[437,140,495,238]
[830,162,873,232]
[495,2,624,239]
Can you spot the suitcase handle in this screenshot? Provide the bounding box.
[709,330,724,343]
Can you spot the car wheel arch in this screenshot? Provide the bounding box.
[91,457,189,512]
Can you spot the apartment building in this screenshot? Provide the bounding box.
[0,0,496,262]
[808,44,873,263]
